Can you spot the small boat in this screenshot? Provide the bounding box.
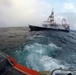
[29,9,70,32]
[0,50,76,75]
[0,50,39,75]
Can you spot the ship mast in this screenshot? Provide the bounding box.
[48,8,55,23]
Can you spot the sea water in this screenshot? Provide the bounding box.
[5,30,76,71]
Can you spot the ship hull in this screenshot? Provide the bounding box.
[29,25,70,32]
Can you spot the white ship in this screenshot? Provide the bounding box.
[29,9,70,32]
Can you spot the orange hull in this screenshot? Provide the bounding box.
[8,56,39,75]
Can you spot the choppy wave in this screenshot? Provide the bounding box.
[23,43,68,71]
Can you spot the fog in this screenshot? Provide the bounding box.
[0,0,76,30]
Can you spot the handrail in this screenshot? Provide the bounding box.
[51,68,76,75]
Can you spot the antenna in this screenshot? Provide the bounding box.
[52,8,54,12]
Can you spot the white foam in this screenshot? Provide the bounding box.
[24,43,67,71]
[40,56,66,71]
[49,43,62,49]
[26,35,50,40]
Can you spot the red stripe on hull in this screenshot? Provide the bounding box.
[8,56,39,75]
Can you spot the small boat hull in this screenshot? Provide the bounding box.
[29,25,70,32]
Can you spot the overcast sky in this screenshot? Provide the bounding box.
[0,0,76,30]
